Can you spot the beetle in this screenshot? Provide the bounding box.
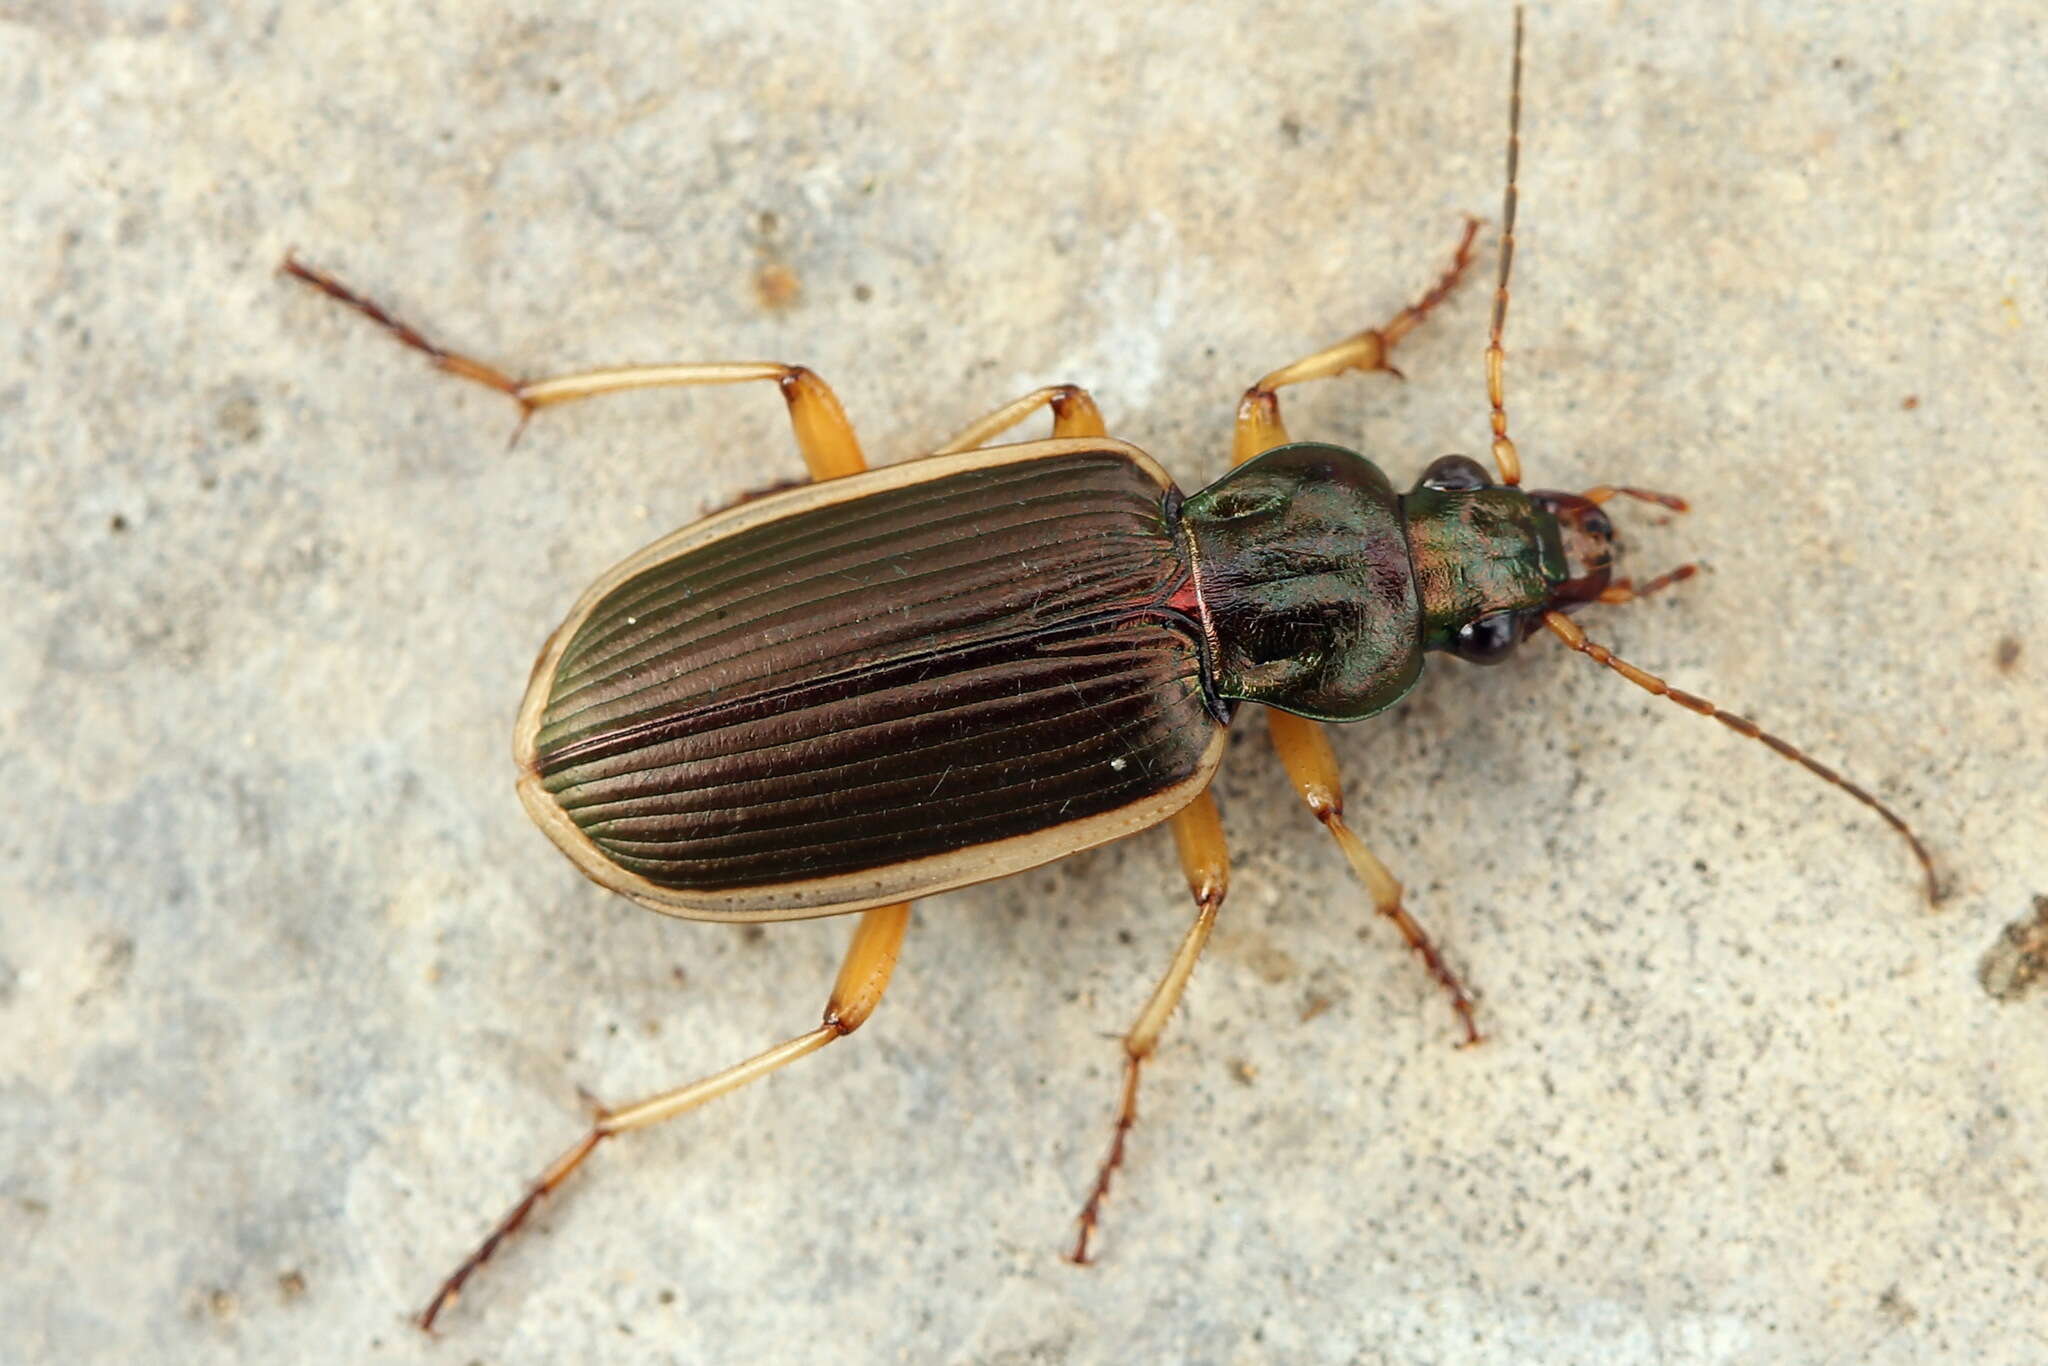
[284,10,1934,1330]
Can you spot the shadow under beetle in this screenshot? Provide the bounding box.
[283,10,1936,1331]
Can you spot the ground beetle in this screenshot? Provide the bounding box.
[284,11,1935,1330]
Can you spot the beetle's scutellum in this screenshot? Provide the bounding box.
[285,8,1934,1330]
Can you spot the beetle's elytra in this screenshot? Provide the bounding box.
[520,440,1222,919]
[284,9,1934,1331]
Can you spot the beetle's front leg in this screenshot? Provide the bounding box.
[417,901,912,1331]
[1264,711,1480,1045]
[281,255,867,480]
[1232,217,1480,463]
[1069,789,1228,1264]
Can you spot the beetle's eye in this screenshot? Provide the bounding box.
[1419,455,1490,492]
[1451,611,1521,664]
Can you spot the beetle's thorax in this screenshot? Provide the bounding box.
[1181,443,1422,722]
[1180,444,1579,721]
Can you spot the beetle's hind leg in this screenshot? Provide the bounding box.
[416,901,912,1331]
[1233,216,1481,462]
[1069,790,1228,1264]
[322,274,919,1325]
[281,255,867,479]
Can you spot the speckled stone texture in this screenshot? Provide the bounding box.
[4,4,2045,1363]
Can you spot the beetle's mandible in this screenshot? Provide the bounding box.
[283,9,1936,1331]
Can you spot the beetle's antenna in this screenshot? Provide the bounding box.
[1485,6,1525,486]
[1540,611,1940,904]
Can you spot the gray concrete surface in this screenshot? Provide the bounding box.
[5,3,2045,1363]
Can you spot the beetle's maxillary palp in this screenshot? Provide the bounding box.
[1598,562,1700,606]
[1584,484,1690,513]
[1540,612,1940,904]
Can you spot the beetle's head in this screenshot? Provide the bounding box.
[1527,488,1616,606]
[1400,455,1616,665]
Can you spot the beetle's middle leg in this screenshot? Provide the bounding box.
[417,901,911,1331]
[929,384,1109,454]
[1069,789,1228,1264]
[282,255,867,480]
[1232,216,1481,462]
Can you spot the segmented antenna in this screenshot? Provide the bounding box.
[1486,7,1525,486]
[1541,611,1940,904]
